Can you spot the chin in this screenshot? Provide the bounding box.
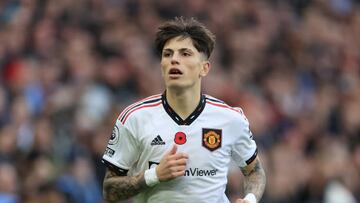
[166,81,186,89]
[166,83,184,90]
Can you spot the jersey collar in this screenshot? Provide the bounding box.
[162,92,206,126]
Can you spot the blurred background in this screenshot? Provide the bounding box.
[0,0,359,203]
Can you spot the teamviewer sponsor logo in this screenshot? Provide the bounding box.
[184,168,218,176]
[147,162,218,177]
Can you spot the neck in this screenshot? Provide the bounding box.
[165,88,201,120]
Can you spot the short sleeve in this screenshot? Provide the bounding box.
[231,116,257,168]
[102,119,140,175]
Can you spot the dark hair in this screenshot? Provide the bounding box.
[155,17,216,59]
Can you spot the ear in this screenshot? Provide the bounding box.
[200,61,210,77]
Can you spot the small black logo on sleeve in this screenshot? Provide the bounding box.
[104,147,115,157]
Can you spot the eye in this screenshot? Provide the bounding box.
[162,52,171,57]
[182,52,191,57]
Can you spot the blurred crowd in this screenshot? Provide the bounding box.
[0,0,359,203]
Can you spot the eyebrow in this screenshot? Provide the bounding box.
[163,48,194,53]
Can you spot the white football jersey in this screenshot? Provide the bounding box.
[102,93,257,203]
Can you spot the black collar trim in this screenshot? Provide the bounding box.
[162,92,206,126]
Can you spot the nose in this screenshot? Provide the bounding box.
[171,53,180,65]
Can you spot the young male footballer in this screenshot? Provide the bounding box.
[102,17,266,203]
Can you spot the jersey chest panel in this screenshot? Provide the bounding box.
[135,111,233,176]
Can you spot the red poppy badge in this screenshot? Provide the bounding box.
[174,132,187,145]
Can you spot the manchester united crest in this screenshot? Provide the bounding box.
[202,128,222,151]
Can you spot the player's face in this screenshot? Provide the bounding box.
[160,36,210,91]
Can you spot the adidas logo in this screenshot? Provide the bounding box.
[151,135,166,146]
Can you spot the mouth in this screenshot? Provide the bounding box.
[168,68,183,77]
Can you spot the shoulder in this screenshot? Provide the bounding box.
[204,94,250,127]
[205,94,246,117]
[117,94,163,125]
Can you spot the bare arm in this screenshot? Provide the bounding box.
[103,169,147,203]
[238,157,266,202]
[102,145,188,203]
